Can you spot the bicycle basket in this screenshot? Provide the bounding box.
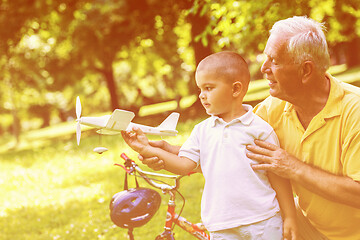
[109,187,161,228]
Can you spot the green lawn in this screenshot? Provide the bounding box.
[1,119,204,240]
[2,65,360,240]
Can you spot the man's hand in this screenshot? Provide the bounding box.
[246,139,303,179]
[138,154,165,171]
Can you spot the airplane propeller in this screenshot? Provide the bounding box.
[76,96,82,145]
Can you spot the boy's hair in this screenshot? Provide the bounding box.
[196,51,250,91]
[270,16,330,71]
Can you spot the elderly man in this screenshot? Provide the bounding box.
[245,16,360,240]
[128,16,360,240]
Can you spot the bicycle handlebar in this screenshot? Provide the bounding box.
[117,153,183,192]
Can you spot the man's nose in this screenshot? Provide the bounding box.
[261,59,270,74]
[199,91,205,99]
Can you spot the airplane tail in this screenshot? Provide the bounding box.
[158,112,180,130]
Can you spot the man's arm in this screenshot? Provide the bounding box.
[246,140,360,208]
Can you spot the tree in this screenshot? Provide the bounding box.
[1,0,359,138]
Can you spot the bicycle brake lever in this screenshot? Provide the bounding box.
[114,163,132,174]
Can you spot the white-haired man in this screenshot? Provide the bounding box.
[245,16,360,240]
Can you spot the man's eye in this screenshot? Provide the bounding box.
[205,87,212,91]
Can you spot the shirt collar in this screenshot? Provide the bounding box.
[210,104,254,127]
[283,73,344,119]
[321,73,344,119]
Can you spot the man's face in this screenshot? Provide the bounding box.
[261,34,302,101]
[195,70,234,120]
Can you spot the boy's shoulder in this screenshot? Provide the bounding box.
[193,116,216,129]
[251,112,274,129]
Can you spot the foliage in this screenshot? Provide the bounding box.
[0,0,359,136]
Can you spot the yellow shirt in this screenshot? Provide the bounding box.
[254,74,360,240]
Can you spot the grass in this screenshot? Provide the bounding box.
[2,65,360,239]
[1,118,205,240]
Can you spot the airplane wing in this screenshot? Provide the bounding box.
[80,115,111,128]
[105,109,135,131]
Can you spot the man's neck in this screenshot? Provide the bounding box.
[293,75,330,129]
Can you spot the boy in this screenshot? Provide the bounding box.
[122,52,297,239]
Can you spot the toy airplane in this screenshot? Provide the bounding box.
[75,96,180,145]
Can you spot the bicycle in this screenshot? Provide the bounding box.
[112,152,210,240]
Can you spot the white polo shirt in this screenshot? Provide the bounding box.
[179,104,280,232]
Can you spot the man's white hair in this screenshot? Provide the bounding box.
[270,16,330,71]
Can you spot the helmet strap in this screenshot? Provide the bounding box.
[134,174,140,188]
[123,170,140,191]
[124,172,129,190]
[128,227,134,240]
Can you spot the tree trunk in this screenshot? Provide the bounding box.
[186,3,213,116]
[7,78,21,145]
[188,8,213,66]
[345,37,360,68]
[102,67,120,110]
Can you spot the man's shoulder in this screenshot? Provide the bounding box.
[339,81,360,96]
[340,85,360,122]
[256,96,286,110]
[251,111,274,128]
[253,96,287,122]
[334,78,360,113]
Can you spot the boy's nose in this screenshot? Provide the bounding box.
[199,92,205,99]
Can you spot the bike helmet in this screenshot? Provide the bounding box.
[109,188,161,228]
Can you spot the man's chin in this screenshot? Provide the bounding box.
[269,89,277,97]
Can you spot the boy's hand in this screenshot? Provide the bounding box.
[121,127,150,155]
[283,217,298,240]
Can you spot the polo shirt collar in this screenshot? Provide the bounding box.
[210,104,254,127]
[321,73,344,119]
[283,73,344,119]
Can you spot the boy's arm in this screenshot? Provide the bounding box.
[122,127,197,175]
[268,172,298,240]
[261,131,297,239]
[142,146,197,175]
[137,140,181,171]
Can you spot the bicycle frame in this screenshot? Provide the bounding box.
[156,188,209,240]
[117,153,210,240]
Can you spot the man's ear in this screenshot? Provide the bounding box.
[301,61,314,84]
[232,81,243,97]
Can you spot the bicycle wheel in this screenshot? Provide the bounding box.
[155,232,175,240]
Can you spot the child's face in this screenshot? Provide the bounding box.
[196,70,234,119]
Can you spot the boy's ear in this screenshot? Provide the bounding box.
[232,81,243,97]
